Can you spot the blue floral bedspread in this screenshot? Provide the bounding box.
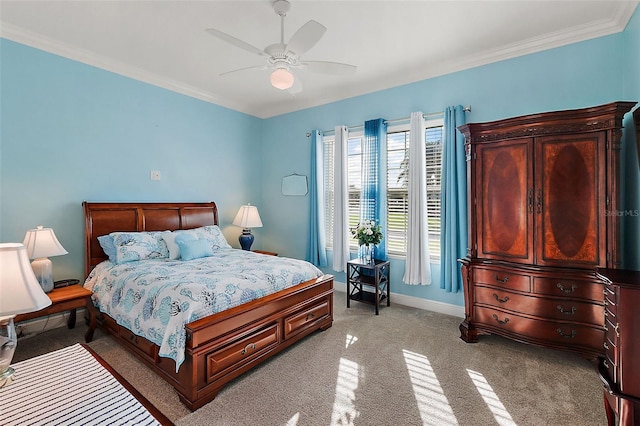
[84,249,323,372]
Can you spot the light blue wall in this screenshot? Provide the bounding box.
[1,6,638,306]
[261,9,639,306]
[0,39,263,281]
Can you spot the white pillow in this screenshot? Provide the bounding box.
[161,230,198,260]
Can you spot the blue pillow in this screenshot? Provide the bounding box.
[97,235,117,262]
[177,239,214,261]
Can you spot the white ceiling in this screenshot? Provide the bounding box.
[1,1,638,118]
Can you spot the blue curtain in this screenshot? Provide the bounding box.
[306,130,327,267]
[440,106,467,292]
[362,118,388,260]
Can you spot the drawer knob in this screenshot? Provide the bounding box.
[494,274,509,284]
[556,305,576,315]
[556,283,577,293]
[306,312,316,321]
[492,293,510,304]
[241,343,256,355]
[556,329,577,339]
[492,314,510,325]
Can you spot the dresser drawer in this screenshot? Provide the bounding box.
[475,286,603,324]
[284,300,330,339]
[474,306,604,351]
[474,268,531,292]
[602,353,617,383]
[533,277,603,302]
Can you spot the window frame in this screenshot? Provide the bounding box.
[322,117,444,260]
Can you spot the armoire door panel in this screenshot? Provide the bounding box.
[477,139,533,263]
[535,133,605,267]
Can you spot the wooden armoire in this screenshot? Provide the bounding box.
[458,101,636,359]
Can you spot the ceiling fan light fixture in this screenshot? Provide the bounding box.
[270,68,294,90]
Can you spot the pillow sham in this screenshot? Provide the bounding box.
[111,231,169,264]
[192,225,232,250]
[97,235,117,263]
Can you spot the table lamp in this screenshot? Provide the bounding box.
[23,226,68,293]
[0,243,52,387]
[232,204,263,251]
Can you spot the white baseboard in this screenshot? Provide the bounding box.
[333,281,465,318]
[16,309,86,340]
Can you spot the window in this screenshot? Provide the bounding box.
[323,118,444,259]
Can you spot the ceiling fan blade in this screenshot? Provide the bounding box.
[288,75,303,95]
[219,65,266,76]
[206,28,266,56]
[286,20,326,56]
[303,61,357,75]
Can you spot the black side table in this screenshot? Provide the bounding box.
[347,258,390,315]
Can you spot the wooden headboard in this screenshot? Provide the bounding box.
[83,202,219,276]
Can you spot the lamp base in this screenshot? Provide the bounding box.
[238,229,254,251]
[31,257,54,293]
[0,317,17,387]
[0,367,15,388]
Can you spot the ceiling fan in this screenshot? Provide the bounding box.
[206,0,356,93]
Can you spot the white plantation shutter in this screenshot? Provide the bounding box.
[425,125,443,258]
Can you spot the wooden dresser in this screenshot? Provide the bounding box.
[458,101,636,359]
[597,269,640,426]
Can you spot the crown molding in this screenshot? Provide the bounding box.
[258,2,639,118]
[0,22,260,117]
[2,1,637,119]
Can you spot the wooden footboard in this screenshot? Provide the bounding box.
[97,274,334,411]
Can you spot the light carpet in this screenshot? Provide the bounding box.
[13,291,607,425]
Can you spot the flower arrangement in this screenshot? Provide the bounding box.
[351,219,383,246]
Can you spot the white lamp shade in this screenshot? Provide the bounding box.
[233,204,263,229]
[0,243,51,317]
[270,68,294,90]
[22,226,68,259]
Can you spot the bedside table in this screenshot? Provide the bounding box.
[347,259,390,315]
[14,284,97,342]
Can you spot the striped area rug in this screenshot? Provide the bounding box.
[0,343,161,426]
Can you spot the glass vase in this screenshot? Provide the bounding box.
[366,243,374,263]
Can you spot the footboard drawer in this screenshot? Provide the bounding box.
[120,327,158,359]
[284,300,331,340]
[206,324,279,382]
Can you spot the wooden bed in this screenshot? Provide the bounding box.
[83,201,334,411]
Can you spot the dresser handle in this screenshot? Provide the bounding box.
[492,293,510,303]
[603,360,610,369]
[527,189,534,213]
[241,343,256,355]
[306,313,316,321]
[556,283,577,293]
[556,305,576,315]
[614,323,620,337]
[492,314,509,325]
[494,274,509,284]
[604,342,609,350]
[557,329,577,339]
[536,189,542,214]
